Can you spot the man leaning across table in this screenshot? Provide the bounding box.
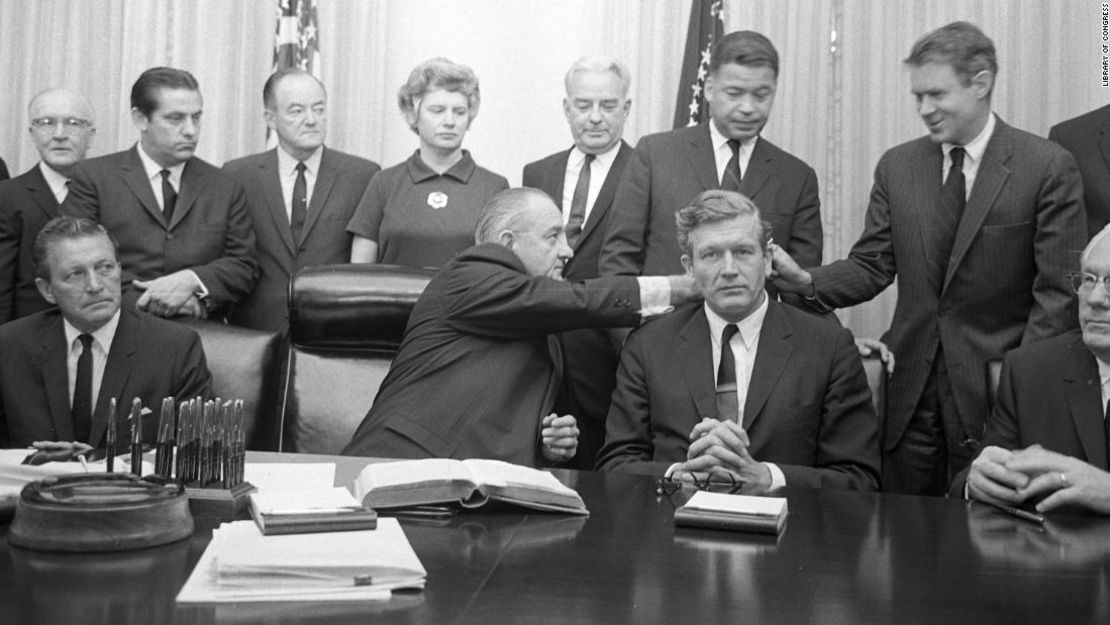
[596,190,880,492]
[955,226,1110,514]
[342,187,699,468]
[0,216,212,463]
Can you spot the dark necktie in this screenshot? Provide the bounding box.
[291,161,308,242]
[716,324,740,422]
[721,139,742,191]
[160,169,177,223]
[566,154,594,248]
[72,334,94,443]
[1104,399,1110,471]
[928,147,966,291]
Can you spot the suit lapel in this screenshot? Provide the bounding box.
[678,308,718,421]
[25,166,60,220]
[301,148,336,247]
[578,141,630,248]
[89,311,138,447]
[1063,339,1106,467]
[915,143,945,293]
[688,125,721,192]
[945,120,1012,292]
[261,150,297,255]
[742,301,793,430]
[738,138,772,200]
[1099,117,1110,182]
[170,159,203,231]
[122,147,166,227]
[40,316,75,442]
[546,149,570,210]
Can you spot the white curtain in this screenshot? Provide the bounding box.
[0,0,1101,338]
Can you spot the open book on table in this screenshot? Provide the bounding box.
[352,458,588,515]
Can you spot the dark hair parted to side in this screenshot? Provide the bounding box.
[263,67,326,109]
[905,21,997,89]
[474,187,552,244]
[131,67,200,117]
[676,189,771,256]
[32,216,118,280]
[710,30,779,78]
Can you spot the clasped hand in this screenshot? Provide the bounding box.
[671,418,771,494]
[540,413,578,463]
[134,270,207,318]
[968,444,1110,514]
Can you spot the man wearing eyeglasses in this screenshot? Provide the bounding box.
[955,226,1110,514]
[63,67,258,321]
[0,89,97,323]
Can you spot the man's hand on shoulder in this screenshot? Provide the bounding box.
[540,413,579,463]
[134,270,202,318]
[665,274,701,306]
[767,242,814,295]
[856,337,895,374]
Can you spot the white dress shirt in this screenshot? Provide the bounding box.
[709,121,758,185]
[39,161,70,204]
[64,310,120,410]
[561,142,621,227]
[277,145,323,221]
[942,111,996,200]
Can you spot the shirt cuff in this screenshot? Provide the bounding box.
[664,463,683,479]
[636,276,674,320]
[185,270,209,298]
[765,462,786,492]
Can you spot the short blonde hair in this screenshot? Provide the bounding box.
[398,58,480,131]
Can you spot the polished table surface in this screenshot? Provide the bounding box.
[3,451,1109,624]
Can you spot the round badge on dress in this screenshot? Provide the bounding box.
[427,191,449,210]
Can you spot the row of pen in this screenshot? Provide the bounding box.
[105,395,247,489]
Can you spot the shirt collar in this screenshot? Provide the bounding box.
[136,142,186,183]
[276,144,323,177]
[63,308,121,356]
[406,149,476,184]
[1097,356,1110,393]
[38,161,70,197]
[943,111,996,164]
[704,293,769,350]
[570,141,621,169]
[708,120,759,155]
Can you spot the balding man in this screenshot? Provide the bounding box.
[0,89,97,323]
[343,187,696,467]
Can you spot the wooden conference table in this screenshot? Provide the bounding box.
[2,451,1108,625]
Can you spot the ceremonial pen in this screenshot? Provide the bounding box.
[986,500,1045,525]
[105,398,117,473]
[130,397,143,476]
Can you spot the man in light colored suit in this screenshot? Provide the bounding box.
[224,69,380,331]
[599,30,822,309]
[522,56,634,468]
[0,89,96,323]
[63,67,258,320]
[773,22,1086,495]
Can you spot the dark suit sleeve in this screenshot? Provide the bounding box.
[807,156,898,309]
[598,139,652,276]
[0,158,9,182]
[785,166,823,269]
[595,328,674,476]
[522,162,540,189]
[0,191,22,322]
[190,180,259,308]
[60,163,101,221]
[172,331,214,403]
[1022,149,1085,344]
[775,327,881,491]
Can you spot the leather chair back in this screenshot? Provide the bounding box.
[280,264,435,454]
[183,319,282,450]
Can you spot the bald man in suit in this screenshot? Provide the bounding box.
[224,69,379,331]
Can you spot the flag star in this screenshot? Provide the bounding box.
[697,66,707,81]
[304,24,317,40]
[689,101,699,115]
[701,49,711,66]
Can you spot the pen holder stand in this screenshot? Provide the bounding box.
[185,482,256,520]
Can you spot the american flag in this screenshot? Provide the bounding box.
[673,0,725,128]
[273,0,319,75]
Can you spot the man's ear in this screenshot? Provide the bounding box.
[130,107,148,132]
[35,277,56,305]
[680,254,693,275]
[497,230,515,249]
[971,70,994,100]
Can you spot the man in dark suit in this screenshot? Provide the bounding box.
[1050,104,1110,238]
[63,67,258,320]
[0,89,97,323]
[599,30,821,302]
[597,190,879,491]
[956,227,1110,514]
[522,56,634,469]
[342,188,697,467]
[772,22,1086,495]
[0,216,212,453]
[224,69,379,331]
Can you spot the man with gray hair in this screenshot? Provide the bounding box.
[522,55,635,468]
[597,189,879,492]
[343,187,697,467]
[0,89,97,322]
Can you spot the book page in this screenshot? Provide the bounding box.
[681,491,787,517]
[352,459,477,506]
[251,487,362,515]
[462,459,585,511]
[245,463,336,494]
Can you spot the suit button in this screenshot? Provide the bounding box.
[166,233,175,240]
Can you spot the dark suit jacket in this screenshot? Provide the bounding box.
[0,307,213,448]
[599,124,822,283]
[62,146,259,313]
[0,166,59,322]
[222,147,379,331]
[1050,104,1110,238]
[948,331,1106,496]
[341,243,644,467]
[597,301,880,490]
[808,119,1086,453]
[0,158,8,181]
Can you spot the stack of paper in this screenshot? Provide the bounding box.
[250,487,377,535]
[176,518,426,603]
[674,491,789,535]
